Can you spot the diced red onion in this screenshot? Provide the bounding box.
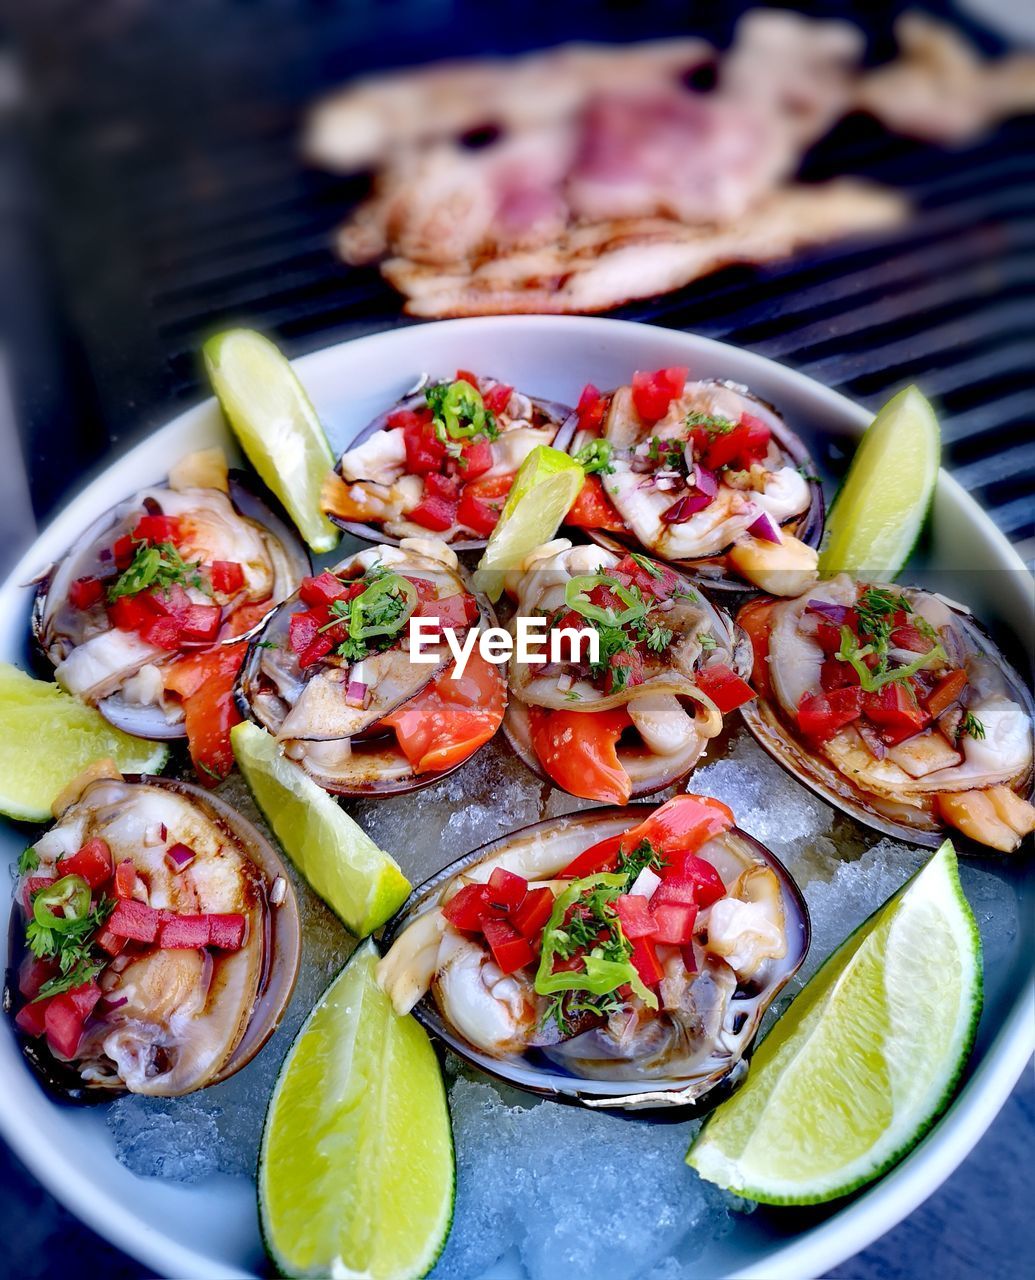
[806,600,850,624]
[857,721,887,760]
[99,995,128,1014]
[693,464,718,498]
[661,492,712,523]
[746,507,782,544]
[346,680,369,709]
[556,673,574,692]
[165,843,196,872]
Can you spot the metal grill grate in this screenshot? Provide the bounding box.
[8,2,1034,561]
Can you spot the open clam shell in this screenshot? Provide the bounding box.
[32,473,310,740]
[235,540,504,796]
[325,379,575,549]
[380,807,809,1112]
[502,547,753,800]
[739,584,1035,849]
[568,379,824,592]
[7,775,300,1100]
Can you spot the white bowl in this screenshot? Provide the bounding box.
[1,316,1031,1279]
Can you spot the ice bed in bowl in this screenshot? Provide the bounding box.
[0,316,1031,1280]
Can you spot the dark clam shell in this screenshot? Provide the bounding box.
[381,806,810,1112]
[326,380,575,550]
[235,546,504,797]
[569,380,824,592]
[739,588,1035,849]
[6,775,300,1102]
[32,473,310,741]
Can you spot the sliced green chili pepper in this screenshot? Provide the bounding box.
[430,380,488,440]
[33,875,92,933]
[564,575,649,629]
[349,573,418,641]
[535,873,658,1011]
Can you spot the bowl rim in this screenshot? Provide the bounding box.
[0,314,1031,1280]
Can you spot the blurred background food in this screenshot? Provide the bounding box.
[1,1,1032,581]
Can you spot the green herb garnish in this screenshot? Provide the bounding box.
[107,540,207,603]
[685,412,735,436]
[961,712,986,740]
[17,847,39,876]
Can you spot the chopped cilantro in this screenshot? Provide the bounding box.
[107,540,207,603]
[961,712,986,741]
[17,847,39,876]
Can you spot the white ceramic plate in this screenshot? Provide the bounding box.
[1,316,1031,1279]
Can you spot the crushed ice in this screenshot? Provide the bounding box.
[104,727,1022,1278]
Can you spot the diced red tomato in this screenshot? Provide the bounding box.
[482,917,536,974]
[145,584,192,619]
[631,367,688,424]
[442,883,491,932]
[112,534,135,569]
[403,420,449,475]
[486,867,528,915]
[455,438,494,480]
[410,472,460,531]
[527,706,633,805]
[114,859,138,900]
[612,554,680,600]
[288,610,335,669]
[576,383,608,435]
[618,793,735,863]
[387,407,431,432]
[565,475,628,532]
[178,604,222,643]
[925,668,968,718]
[21,876,54,914]
[300,571,350,608]
[457,487,502,537]
[455,369,479,388]
[820,656,860,692]
[414,593,481,638]
[69,576,104,610]
[210,560,245,594]
[207,913,247,950]
[862,683,929,738]
[15,999,50,1038]
[108,898,160,942]
[605,647,645,696]
[44,994,86,1059]
[95,927,126,957]
[615,894,658,940]
[67,979,102,1020]
[140,615,183,650]
[108,594,154,632]
[797,686,863,742]
[672,855,727,906]
[694,663,756,714]
[891,624,934,654]
[630,936,664,988]
[18,955,57,1000]
[132,514,182,545]
[692,415,771,472]
[158,913,212,949]
[650,901,698,945]
[57,838,112,890]
[482,383,513,415]
[381,650,506,774]
[512,886,555,939]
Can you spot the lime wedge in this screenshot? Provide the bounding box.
[260,939,454,1279]
[231,721,410,936]
[688,840,981,1204]
[819,386,940,580]
[203,329,340,554]
[0,663,169,821]
[472,445,585,601]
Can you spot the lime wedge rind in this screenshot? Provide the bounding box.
[259,939,455,1280]
[203,329,340,555]
[231,721,410,937]
[819,385,941,581]
[687,842,982,1205]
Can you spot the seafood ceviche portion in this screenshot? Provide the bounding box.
[740,578,1035,852]
[34,449,308,782]
[378,793,808,1106]
[321,370,570,545]
[564,367,823,593]
[503,540,755,803]
[236,539,506,794]
[10,768,298,1097]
